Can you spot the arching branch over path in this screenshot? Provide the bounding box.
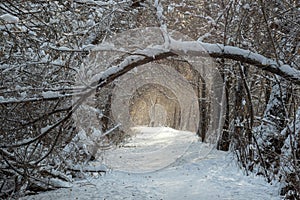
[0,39,298,107]
[92,39,300,89]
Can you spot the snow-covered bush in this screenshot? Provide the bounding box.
[0,0,138,198]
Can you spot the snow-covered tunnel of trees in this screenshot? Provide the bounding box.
[74,28,225,145]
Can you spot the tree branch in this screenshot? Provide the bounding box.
[167,39,300,85]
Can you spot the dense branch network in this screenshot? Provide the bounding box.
[0,38,298,108]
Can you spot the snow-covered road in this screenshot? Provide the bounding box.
[23,127,281,200]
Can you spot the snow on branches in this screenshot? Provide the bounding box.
[87,37,300,88]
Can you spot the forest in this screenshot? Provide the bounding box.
[0,0,299,199]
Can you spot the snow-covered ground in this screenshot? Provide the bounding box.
[22,127,281,200]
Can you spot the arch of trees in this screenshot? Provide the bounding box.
[0,0,299,198]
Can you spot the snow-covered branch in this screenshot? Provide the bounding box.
[180,41,300,85]
[91,39,300,85]
[1,39,298,108]
[88,38,300,89]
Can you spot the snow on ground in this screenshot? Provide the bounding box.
[22,127,281,200]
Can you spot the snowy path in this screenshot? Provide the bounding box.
[23,127,280,200]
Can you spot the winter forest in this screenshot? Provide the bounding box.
[0,0,299,199]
